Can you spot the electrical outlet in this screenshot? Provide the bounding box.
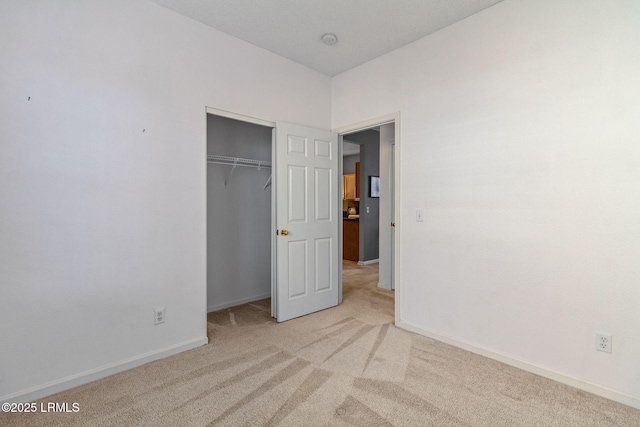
[154,308,165,325]
[596,333,612,353]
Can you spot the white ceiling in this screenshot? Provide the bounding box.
[149,0,504,76]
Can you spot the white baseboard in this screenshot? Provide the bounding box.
[396,320,640,410]
[207,292,271,313]
[358,259,379,266]
[1,336,208,404]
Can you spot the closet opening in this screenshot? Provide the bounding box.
[206,112,274,314]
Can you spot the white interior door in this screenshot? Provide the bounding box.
[391,142,395,291]
[275,122,339,322]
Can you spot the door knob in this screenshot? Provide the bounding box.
[281,229,289,236]
[391,222,395,227]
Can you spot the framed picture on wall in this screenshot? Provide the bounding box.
[369,176,380,198]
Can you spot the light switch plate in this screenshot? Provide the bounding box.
[416,208,424,222]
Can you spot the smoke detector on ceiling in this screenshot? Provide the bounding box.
[321,33,338,45]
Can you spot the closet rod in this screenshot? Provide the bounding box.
[207,155,271,187]
[207,155,271,169]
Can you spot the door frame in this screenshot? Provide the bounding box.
[333,112,401,325]
[205,107,276,128]
[205,107,277,315]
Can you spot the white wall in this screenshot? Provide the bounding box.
[0,0,330,401]
[333,0,640,407]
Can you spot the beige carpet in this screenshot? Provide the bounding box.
[2,261,639,426]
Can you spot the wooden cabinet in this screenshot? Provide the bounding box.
[343,219,359,261]
[343,174,356,200]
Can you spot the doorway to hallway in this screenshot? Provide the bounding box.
[339,123,395,289]
[337,113,399,321]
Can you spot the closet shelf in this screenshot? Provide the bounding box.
[207,155,271,169]
[207,155,272,188]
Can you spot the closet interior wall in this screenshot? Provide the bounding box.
[206,114,272,312]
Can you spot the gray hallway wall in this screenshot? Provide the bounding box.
[344,129,380,262]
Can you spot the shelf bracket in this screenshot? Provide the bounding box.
[263,174,272,190]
